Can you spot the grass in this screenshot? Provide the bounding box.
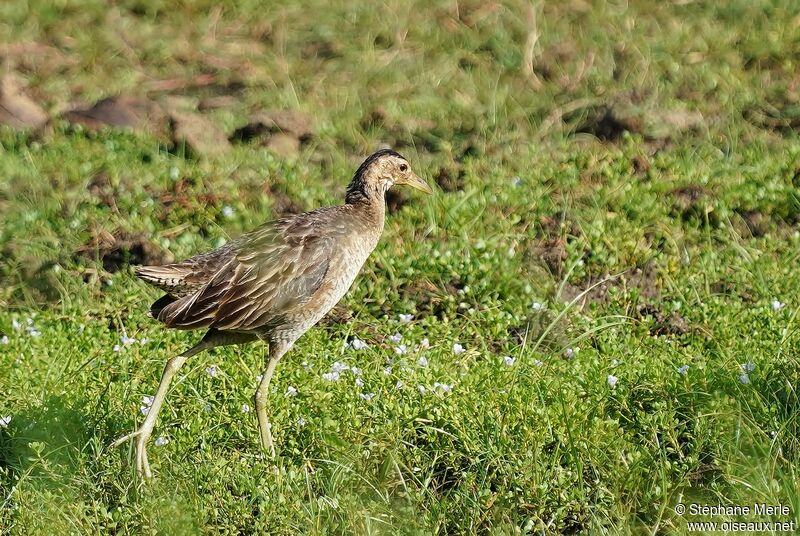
[1,0,800,533]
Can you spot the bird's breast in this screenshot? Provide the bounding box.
[276,229,380,340]
[322,232,379,304]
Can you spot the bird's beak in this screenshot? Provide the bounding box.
[399,172,433,194]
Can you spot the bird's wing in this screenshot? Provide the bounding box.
[156,218,334,331]
[135,243,237,298]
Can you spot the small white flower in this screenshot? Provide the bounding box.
[350,366,362,376]
[417,356,428,367]
[398,314,413,323]
[677,365,689,375]
[348,338,369,350]
[511,176,523,187]
[203,402,213,413]
[0,335,8,344]
[169,166,180,180]
[355,378,364,388]
[452,343,464,355]
[205,365,219,378]
[256,374,263,383]
[140,395,154,415]
[285,386,298,397]
[242,404,251,413]
[564,347,579,359]
[154,436,169,447]
[772,299,786,311]
[12,319,22,331]
[302,361,313,371]
[221,205,235,219]
[417,385,426,393]
[394,344,408,355]
[433,382,453,393]
[395,380,404,389]
[770,430,777,439]
[0,415,11,427]
[297,417,306,426]
[331,361,348,374]
[114,335,136,352]
[322,371,340,382]
[611,359,620,367]
[533,359,544,367]
[383,366,392,376]
[531,302,544,311]
[358,392,375,401]
[607,374,618,388]
[739,374,750,385]
[27,327,41,337]
[389,332,403,343]
[419,338,430,349]
[503,356,515,366]
[741,362,756,373]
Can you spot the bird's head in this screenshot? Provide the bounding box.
[345,149,432,204]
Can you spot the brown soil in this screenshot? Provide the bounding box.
[0,72,48,130]
[230,110,314,156]
[169,109,231,157]
[268,184,305,217]
[637,305,690,337]
[434,165,465,193]
[560,264,660,306]
[75,230,173,273]
[63,95,167,134]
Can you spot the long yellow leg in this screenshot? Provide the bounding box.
[111,342,207,477]
[254,341,289,458]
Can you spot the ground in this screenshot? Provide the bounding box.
[1,0,799,534]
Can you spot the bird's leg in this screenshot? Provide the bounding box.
[111,342,208,478]
[254,341,289,458]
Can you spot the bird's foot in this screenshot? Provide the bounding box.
[110,426,154,478]
[136,433,153,478]
[110,429,141,449]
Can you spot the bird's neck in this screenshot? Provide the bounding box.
[345,193,385,231]
[344,173,387,228]
[344,172,387,204]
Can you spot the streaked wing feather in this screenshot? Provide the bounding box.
[136,243,237,297]
[157,220,333,331]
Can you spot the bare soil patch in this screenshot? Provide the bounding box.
[75,230,173,273]
[0,73,48,130]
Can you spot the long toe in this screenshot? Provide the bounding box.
[110,430,139,449]
[136,436,153,479]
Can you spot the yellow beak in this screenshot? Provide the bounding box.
[399,172,433,194]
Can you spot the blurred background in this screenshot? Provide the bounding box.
[1,0,799,299]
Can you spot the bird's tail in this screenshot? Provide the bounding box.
[135,264,192,290]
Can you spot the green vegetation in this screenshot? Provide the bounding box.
[1,0,799,533]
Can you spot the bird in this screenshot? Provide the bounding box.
[111,149,432,477]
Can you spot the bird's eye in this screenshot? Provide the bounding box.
[399,164,408,172]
